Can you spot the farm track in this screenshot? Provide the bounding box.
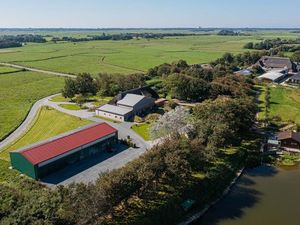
[0,62,76,78]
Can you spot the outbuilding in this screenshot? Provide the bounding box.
[96,93,155,122]
[10,123,118,180]
[288,73,300,84]
[277,130,300,150]
[258,69,288,83]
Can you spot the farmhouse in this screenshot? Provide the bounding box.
[257,69,288,83]
[288,73,300,84]
[255,56,297,72]
[10,123,118,180]
[277,130,300,151]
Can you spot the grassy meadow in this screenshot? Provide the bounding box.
[0,106,91,161]
[268,86,300,124]
[0,35,267,75]
[0,65,21,74]
[0,71,65,141]
[257,85,300,124]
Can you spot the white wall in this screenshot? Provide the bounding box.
[96,110,124,122]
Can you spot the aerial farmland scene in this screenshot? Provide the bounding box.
[2,1,300,225]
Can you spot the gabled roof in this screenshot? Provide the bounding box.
[13,123,117,165]
[289,73,300,81]
[97,104,133,115]
[278,131,300,143]
[109,86,159,105]
[258,70,286,81]
[257,56,294,70]
[117,94,145,107]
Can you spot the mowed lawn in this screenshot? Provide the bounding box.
[0,106,91,161]
[269,86,300,124]
[131,123,151,141]
[0,35,259,75]
[0,71,65,141]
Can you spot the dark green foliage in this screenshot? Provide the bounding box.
[62,73,97,98]
[0,34,46,49]
[244,38,300,52]
[96,73,145,96]
[193,96,257,151]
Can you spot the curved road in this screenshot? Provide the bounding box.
[0,62,76,78]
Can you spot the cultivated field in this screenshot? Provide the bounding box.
[0,35,263,75]
[0,71,65,141]
[0,106,91,160]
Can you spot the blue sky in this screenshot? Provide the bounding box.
[1,0,300,28]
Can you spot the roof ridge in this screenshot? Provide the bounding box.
[15,122,106,154]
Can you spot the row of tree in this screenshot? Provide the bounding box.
[244,38,300,51]
[0,34,46,49]
[62,73,146,99]
[52,32,199,43]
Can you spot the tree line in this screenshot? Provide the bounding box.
[51,32,202,43]
[0,34,46,49]
[244,38,300,52]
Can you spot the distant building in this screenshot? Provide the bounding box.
[278,131,300,151]
[255,56,297,72]
[257,69,288,83]
[96,86,158,122]
[10,123,118,180]
[288,73,300,84]
[234,69,252,76]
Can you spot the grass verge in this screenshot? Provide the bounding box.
[0,106,91,161]
[131,123,151,141]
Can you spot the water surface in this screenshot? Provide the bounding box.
[194,165,300,225]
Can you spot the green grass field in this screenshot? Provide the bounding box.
[0,35,268,75]
[0,106,91,161]
[268,86,300,124]
[131,123,151,141]
[0,65,21,74]
[58,103,81,110]
[0,71,65,141]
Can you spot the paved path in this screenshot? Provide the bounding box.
[0,94,150,185]
[0,62,76,78]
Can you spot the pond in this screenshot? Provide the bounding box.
[193,164,300,225]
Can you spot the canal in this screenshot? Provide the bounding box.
[193,165,300,225]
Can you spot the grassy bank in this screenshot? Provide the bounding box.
[0,106,91,161]
[0,71,65,141]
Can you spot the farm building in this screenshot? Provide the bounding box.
[109,86,159,105]
[10,123,118,180]
[278,131,300,151]
[255,56,297,72]
[97,86,158,122]
[288,73,300,84]
[96,104,134,122]
[257,69,288,83]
